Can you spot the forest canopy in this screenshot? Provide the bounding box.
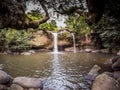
[0,0,120,29]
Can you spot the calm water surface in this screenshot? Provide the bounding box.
[0,52,113,90]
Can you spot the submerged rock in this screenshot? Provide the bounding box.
[92,73,120,90]
[13,77,43,88]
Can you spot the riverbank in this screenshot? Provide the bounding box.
[85,56,120,90]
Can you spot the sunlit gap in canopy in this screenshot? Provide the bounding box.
[25,0,67,28]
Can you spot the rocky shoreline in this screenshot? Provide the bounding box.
[0,64,45,90]
[85,56,120,90]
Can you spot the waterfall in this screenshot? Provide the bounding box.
[52,32,58,53]
[71,33,76,53]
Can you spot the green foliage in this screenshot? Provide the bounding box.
[39,20,58,31]
[65,15,91,35]
[92,16,120,51]
[26,10,43,20]
[0,28,31,52]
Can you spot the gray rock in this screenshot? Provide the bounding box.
[85,49,92,53]
[111,56,120,64]
[29,88,41,90]
[11,84,24,90]
[88,65,101,76]
[112,58,120,71]
[117,50,120,56]
[0,70,12,84]
[13,77,43,88]
[114,71,120,79]
[29,50,35,54]
[0,64,3,70]
[21,52,32,55]
[92,73,120,90]
[85,65,101,84]
[91,50,101,53]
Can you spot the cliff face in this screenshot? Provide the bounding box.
[0,0,25,29]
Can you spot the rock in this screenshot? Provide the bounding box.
[85,65,101,84]
[11,84,24,90]
[85,49,92,53]
[80,50,85,53]
[0,70,12,84]
[91,73,120,90]
[64,47,79,52]
[105,56,120,66]
[0,64,3,70]
[0,84,8,90]
[91,50,101,53]
[114,71,120,79]
[111,56,120,64]
[29,50,35,54]
[21,52,32,55]
[117,50,120,55]
[112,58,120,71]
[13,77,43,88]
[29,88,41,90]
[100,49,110,54]
[88,65,101,75]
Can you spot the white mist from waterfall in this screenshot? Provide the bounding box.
[71,33,76,53]
[52,32,58,53]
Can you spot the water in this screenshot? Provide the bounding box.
[52,32,58,53]
[71,33,76,53]
[0,52,113,90]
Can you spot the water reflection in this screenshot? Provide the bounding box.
[43,53,86,90]
[43,54,69,90]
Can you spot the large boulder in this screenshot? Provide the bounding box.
[13,77,43,88]
[0,70,12,84]
[11,84,24,90]
[91,73,120,90]
[85,65,101,84]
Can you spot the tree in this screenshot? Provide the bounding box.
[0,0,120,29]
[65,15,91,35]
[0,0,49,29]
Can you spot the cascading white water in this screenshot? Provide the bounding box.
[71,33,76,53]
[52,32,58,53]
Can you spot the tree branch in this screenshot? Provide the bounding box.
[25,0,50,28]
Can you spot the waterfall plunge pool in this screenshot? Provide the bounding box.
[0,52,113,90]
